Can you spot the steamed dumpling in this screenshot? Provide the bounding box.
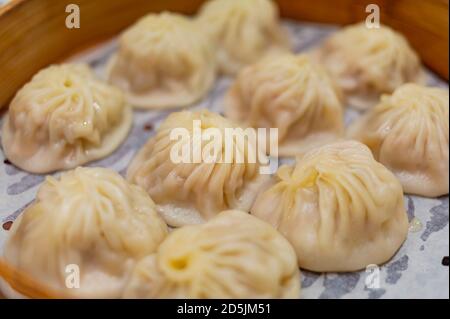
[2,167,168,298]
[315,23,424,110]
[348,84,449,197]
[225,54,344,156]
[127,110,271,227]
[107,12,216,109]
[251,141,409,272]
[1,64,132,174]
[123,210,300,298]
[197,0,290,75]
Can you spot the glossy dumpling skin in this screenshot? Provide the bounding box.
[348,84,449,197]
[107,12,216,109]
[1,64,132,174]
[123,210,300,298]
[251,141,409,272]
[315,23,424,110]
[197,0,290,75]
[127,110,271,227]
[2,167,168,298]
[225,54,344,156]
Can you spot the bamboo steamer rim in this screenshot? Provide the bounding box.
[0,259,68,299]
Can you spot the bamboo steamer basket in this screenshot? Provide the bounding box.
[0,0,448,110]
[0,0,448,298]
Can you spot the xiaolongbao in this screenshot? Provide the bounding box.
[225,54,344,156]
[197,0,290,75]
[127,110,272,227]
[2,167,168,298]
[348,84,449,197]
[123,210,300,298]
[1,64,132,174]
[107,12,216,109]
[251,141,409,272]
[315,23,424,110]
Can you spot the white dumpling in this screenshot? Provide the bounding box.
[251,141,409,272]
[1,64,132,174]
[197,0,290,75]
[123,210,300,298]
[348,84,449,197]
[315,23,424,110]
[107,12,216,109]
[225,54,344,156]
[2,167,168,298]
[127,110,271,227]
